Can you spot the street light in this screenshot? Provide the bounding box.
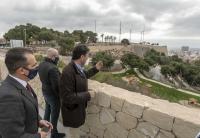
[24,29,26,47]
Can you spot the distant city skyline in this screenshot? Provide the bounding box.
[0,0,200,49]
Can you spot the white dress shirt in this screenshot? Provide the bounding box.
[9,74,27,88]
[9,75,34,97]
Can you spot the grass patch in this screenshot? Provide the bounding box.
[91,70,139,92]
[91,72,114,83]
[141,78,200,103]
[91,69,200,103]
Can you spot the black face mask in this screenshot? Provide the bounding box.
[53,57,59,65]
[23,66,39,80]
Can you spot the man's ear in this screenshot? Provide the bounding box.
[80,55,84,59]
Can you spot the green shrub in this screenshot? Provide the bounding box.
[35,54,44,63]
[121,53,149,71]
[91,51,115,70]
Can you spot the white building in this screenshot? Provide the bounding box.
[10,39,24,48]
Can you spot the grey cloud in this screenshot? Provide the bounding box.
[119,0,194,22]
[0,0,199,39]
[167,12,200,37]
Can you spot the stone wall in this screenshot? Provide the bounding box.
[88,44,168,58]
[32,77,200,138]
[0,58,7,80]
[79,80,200,138]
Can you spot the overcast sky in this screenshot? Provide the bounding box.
[0,0,200,49]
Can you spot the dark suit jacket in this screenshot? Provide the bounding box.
[0,76,41,138]
[38,58,60,97]
[59,61,99,128]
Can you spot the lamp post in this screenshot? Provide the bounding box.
[24,29,26,47]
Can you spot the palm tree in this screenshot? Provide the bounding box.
[104,36,108,43]
[110,36,113,43]
[109,36,112,43]
[111,36,113,44]
[101,34,104,43]
[113,36,116,44]
[107,36,110,43]
[108,36,111,43]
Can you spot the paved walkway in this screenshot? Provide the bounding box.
[111,69,126,74]
[134,68,200,97]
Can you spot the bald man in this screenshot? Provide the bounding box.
[38,48,65,138]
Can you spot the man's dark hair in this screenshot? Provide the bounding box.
[72,45,89,60]
[5,48,33,74]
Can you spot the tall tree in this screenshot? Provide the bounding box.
[101,34,104,42]
[58,37,75,55]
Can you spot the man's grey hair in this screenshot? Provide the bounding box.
[46,48,59,58]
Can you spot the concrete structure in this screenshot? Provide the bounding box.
[88,43,168,58]
[132,44,168,57]
[181,46,189,52]
[0,38,7,47]
[10,39,24,48]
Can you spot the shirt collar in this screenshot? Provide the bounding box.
[75,63,85,73]
[9,74,27,88]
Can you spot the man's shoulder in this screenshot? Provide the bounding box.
[0,79,12,89]
[63,63,74,72]
[0,80,18,98]
[39,60,56,71]
[61,63,75,77]
[39,60,51,67]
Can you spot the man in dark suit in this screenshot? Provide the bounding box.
[59,45,103,129]
[0,48,53,138]
[38,48,65,138]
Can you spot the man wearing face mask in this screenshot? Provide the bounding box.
[59,45,103,132]
[0,48,53,138]
[38,48,65,138]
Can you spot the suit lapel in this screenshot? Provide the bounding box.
[77,69,86,78]
[71,62,86,79]
[6,76,39,112]
[20,89,38,110]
